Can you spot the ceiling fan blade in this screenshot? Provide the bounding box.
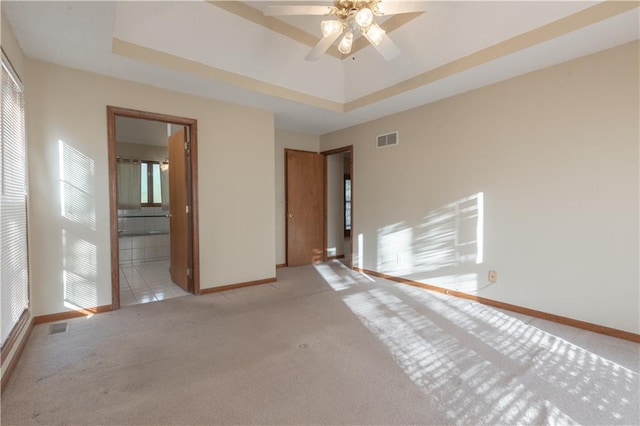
[370,33,401,61]
[305,32,342,61]
[376,2,428,15]
[264,5,333,16]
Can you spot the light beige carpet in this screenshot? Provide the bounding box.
[1,261,638,425]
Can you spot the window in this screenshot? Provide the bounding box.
[141,161,162,207]
[1,52,29,347]
[345,175,351,234]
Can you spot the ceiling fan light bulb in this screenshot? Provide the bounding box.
[355,8,373,27]
[364,22,385,45]
[338,31,353,54]
[321,20,343,37]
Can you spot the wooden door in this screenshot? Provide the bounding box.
[168,128,190,290]
[286,150,325,266]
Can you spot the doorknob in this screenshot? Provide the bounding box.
[288,213,294,219]
[166,214,173,218]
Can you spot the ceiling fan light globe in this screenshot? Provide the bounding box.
[355,8,373,27]
[338,31,354,54]
[321,20,343,37]
[364,21,385,46]
[373,2,386,15]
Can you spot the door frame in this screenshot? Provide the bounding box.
[321,145,354,269]
[106,106,200,309]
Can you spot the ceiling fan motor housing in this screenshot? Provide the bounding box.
[333,0,380,20]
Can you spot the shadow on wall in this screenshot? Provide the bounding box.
[364,192,484,292]
[314,261,639,425]
[58,140,98,312]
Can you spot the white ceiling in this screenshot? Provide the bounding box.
[116,116,168,146]
[116,116,186,146]
[3,1,638,135]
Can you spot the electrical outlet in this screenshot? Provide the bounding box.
[488,270,497,283]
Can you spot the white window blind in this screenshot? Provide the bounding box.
[1,52,29,347]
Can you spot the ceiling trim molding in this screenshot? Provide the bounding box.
[113,1,638,116]
[111,38,344,113]
[209,1,423,60]
[345,0,640,112]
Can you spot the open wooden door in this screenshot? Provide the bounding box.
[168,127,190,290]
[286,149,325,266]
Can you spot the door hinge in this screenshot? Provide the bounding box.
[187,268,192,278]
[186,205,190,214]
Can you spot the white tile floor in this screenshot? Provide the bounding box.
[119,260,190,306]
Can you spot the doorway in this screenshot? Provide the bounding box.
[323,146,353,268]
[107,106,200,309]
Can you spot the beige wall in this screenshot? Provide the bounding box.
[320,41,640,333]
[274,129,320,265]
[26,59,275,316]
[326,153,344,257]
[1,12,24,78]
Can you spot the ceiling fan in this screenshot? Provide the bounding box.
[263,1,428,61]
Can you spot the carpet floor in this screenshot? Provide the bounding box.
[1,261,638,425]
